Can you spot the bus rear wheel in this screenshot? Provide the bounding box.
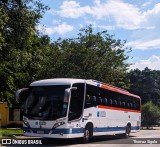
[83,125,93,143]
[118,124,131,138]
[125,125,131,137]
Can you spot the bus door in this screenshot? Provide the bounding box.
[68,83,85,127]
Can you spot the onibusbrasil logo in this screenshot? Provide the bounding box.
[2,139,42,145]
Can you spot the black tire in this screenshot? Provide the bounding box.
[83,125,92,143]
[125,125,131,137]
[116,125,131,138]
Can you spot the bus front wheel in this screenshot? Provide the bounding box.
[83,124,93,143]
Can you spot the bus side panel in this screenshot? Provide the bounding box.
[82,107,141,136]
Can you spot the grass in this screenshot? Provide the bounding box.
[0,128,23,139]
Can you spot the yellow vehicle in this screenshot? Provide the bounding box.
[0,102,9,127]
[0,102,22,127]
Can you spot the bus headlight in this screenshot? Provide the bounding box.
[52,121,65,129]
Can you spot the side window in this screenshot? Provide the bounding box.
[90,96,97,106]
[135,99,140,110]
[109,99,113,106]
[112,100,117,107]
[68,83,84,121]
[128,97,140,110]
[97,97,102,105]
[102,98,108,106]
[118,100,122,108]
[122,102,125,108]
[85,95,97,108]
[84,84,98,108]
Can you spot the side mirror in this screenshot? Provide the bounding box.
[71,87,77,90]
[64,89,70,103]
[15,88,29,101]
[64,87,77,103]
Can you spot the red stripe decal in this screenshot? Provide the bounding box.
[98,105,141,113]
[101,84,140,99]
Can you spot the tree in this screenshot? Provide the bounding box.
[0,1,132,107]
[142,101,160,127]
[128,67,160,106]
[0,0,48,106]
[40,26,131,88]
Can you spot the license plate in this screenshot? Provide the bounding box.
[37,131,44,134]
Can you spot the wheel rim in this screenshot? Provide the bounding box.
[84,129,90,142]
[126,126,131,136]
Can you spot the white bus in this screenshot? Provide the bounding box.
[16,78,141,143]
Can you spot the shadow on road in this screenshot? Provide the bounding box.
[39,135,136,146]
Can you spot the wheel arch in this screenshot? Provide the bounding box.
[127,122,131,129]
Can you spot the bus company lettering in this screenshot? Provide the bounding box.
[100,111,106,117]
[97,111,106,117]
[39,121,46,125]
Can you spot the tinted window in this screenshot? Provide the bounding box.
[68,83,85,121]
[84,84,99,108]
[22,85,70,120]
[84,84,141,110]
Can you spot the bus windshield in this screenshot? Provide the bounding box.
[22,85,70,120]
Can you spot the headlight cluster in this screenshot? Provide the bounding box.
[52,121,65,129]
[23,118,30,128]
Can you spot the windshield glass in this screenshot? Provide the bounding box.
[22,85,70,120]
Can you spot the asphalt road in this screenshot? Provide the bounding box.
[40,130,160,146]
[1,129,160,146]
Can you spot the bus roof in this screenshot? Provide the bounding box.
[30,78,140,99]
[30,78,85,86]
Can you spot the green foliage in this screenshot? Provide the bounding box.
[142,101,160,126]
[0,128,23,135]
[40,26,131,88]
[0,0,48,107]
[128,67,160,106]
[0,8,8,51]
[0,128,23,138]
[0,1,131,107]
